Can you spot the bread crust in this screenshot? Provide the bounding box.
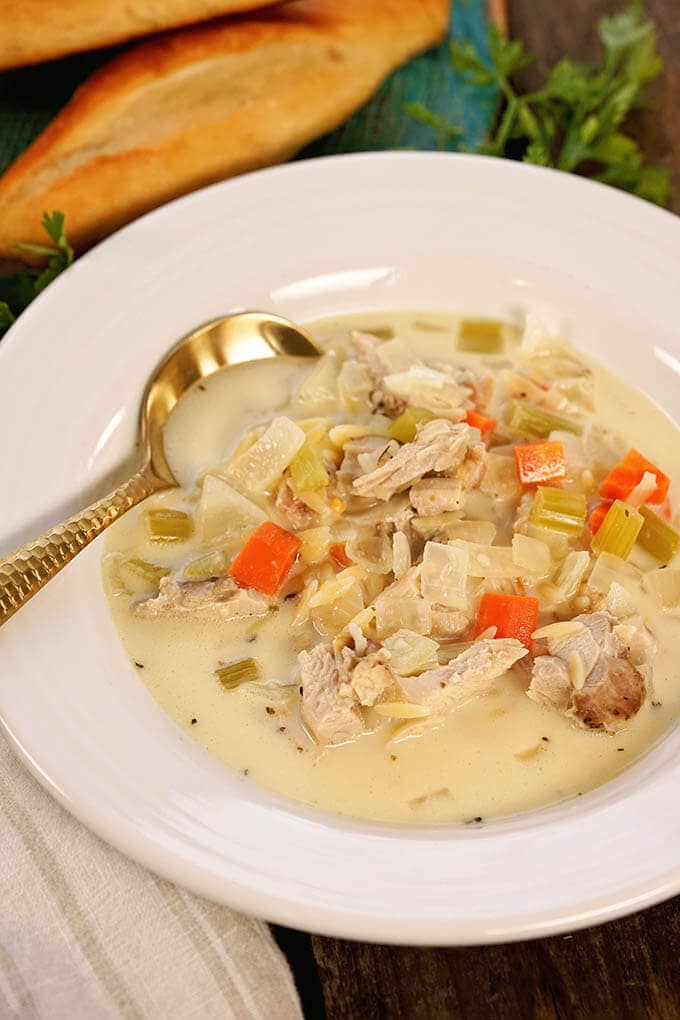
[0,0,449,255]
[0,0,281,69]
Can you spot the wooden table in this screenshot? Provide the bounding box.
[274,3,680,1016]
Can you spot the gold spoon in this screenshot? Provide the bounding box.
[0,311,321,627]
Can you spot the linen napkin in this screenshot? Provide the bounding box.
[0,734,302,1020]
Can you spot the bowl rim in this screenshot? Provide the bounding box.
[2,151,680,945]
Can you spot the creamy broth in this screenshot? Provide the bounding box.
[103,311,680,824]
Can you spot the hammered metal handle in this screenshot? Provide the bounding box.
[0,465,168,627]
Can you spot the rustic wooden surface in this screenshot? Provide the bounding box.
[277,4,680,1017]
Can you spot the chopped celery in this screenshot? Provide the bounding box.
[387,406,437,444]
[215,658,262,690]
[144,508,194,542]
[118,557,170,595]
[183,549,229,581]
[637,506,680,564]
[503,399,583,440]
[529,486,586,537]
[458,318,505,353]
[591,499,643,559]
[289,441,329,492]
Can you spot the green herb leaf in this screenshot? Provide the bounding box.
[1,211,73,338]
[402,102,463,150]
[0,302,15,330]
[410,2,671,208]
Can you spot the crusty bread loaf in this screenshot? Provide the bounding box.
[0,0,449,256]
[0,0,281,70]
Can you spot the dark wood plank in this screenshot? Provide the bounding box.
[312,895,680,1019]
[307,4,680,1017]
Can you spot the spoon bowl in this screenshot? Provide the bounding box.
[0,311,321,624]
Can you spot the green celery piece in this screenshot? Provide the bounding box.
[592,499,643,559]
[118,558,170,595]
[289,442,329,492]
[530,486,587,537]
[637,506,680,565]
[388,407,437,444]
[503,399,583,440]
[215,658,262,690]
[144,509,194,542]
[458,318,505,353]
[183,549,230,581]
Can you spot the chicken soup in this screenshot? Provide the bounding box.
[103,311,680,824]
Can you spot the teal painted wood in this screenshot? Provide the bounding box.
[302,0,497,158]
[0,1,497,178]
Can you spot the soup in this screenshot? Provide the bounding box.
[103,310,680,824]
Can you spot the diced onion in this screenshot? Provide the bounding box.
[227,416,305,493]
[421,541,469,608]
[383,630,439,676]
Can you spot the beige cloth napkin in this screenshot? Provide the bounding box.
[0,734,303,1020]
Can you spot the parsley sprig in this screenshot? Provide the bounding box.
[409,3,672,206]
[0,211,74,334]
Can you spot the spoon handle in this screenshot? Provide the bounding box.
[0,465,167,627]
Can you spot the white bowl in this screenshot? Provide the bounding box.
[1,153,679,944]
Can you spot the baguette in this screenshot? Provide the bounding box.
[0,0,281,70]
[0,0,449,256]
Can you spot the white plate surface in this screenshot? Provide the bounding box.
[1,153,680,944]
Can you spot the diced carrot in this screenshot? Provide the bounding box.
[228,522,302,597]
[329,542,351,568]
[588,502,611,535]
[599,449,670,506]
[464,409,497,438]
[473,593,539,651]
[513,440,566,486]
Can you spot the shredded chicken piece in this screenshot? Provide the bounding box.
[527,656,572,712]
[352,420,485,501]
[528,612,649,732]
[409,477,463,515]
[299,644,364,746]
[395,638,528,713]
[136,576,269,618]
[275,478,316,529]
[350,656,394,707]
[337,435,392,491]
[351,331,407,414]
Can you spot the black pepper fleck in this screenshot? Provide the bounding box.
[265,706,275,716]
[246,634,257,644]
[541,736,549,742]
[191,718,197,725]
[299,686,304,696]
[617,747,625,752]
[243,768,249,777]
[285,592,297,601]
[134,662,145,669]
[465,816,483,825]
[278,726,286,733]
[652,700,663,708]
[296,746,304,753]
[390,754,397,762]
[198,383,207,391]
